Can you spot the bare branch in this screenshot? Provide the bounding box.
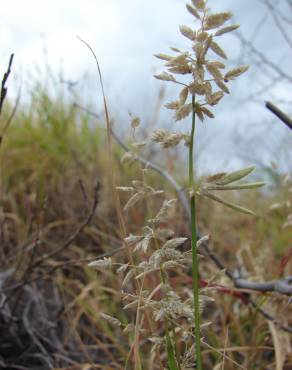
[266,101,292,130]
[263,0,292,49]
[0,54,14,114]
[234,276,292,295]
[235,32,292,83]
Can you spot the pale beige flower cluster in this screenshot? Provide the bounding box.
[152,128,189,148]
[154,0,249,124]
[120,238,212,368]
[89,186,208,363]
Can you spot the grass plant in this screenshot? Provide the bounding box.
[88,1,270,368]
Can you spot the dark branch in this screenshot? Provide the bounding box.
[266,101,292,130]
[0,54,14,114]
[234,276,292,295]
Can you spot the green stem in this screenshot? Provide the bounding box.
[160,268,179,370]
[189,95,202,369]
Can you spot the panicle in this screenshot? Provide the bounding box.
[153,2,249,126]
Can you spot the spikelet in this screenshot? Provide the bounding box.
[88,257,112,269]
[215,79,230,94]
[148,199,176,224]
[206,91,224,106]
[154,72,176,82]
[193,43,205,60]
[201,106,214,119]
[215,24,240,36]
[131,116,140,128]
[196,31,209,42]
[161,133,185,148]
[156,228,175,241]
[175,103,192,121]
[154,53,173,61]
[203,81,212,95]
[117,263,129,274]
[122,268,136,287]
[149,248,184,268]
[179,86,189,105]
[152,130,184,148]
[207,60,225,69]
[165,101,181,110]
[188,81,207,95]
[193,64,205,82]
[209,40,227,59]
[167,53,191,75]
[162,237,187,249]
[170,46,182,53]
[186,4,201,19]
[204,12,233,31]
[124,233,143,246]
[191,0,206,11]
[124,192,144,211]
[206,63,224,80]
[134,231,153,253]
[152,128,169,142]
[166,53,189,66]
[180,25,196,40]
[224,66,249,81]
[194,104,205,122]
[196,234,210,248]
[169,64,191,75]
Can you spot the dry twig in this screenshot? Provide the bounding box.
[0,54,14,114]
[266,101,292,130]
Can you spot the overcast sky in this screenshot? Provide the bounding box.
[1,0,291,174]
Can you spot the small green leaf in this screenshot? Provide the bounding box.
[202,191,257,216]
[206,181,265,191]
[165,331,179,370]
